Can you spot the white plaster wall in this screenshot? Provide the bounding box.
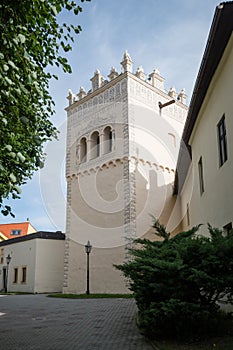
[0,240,36,293]
[181,35,233,234]
[63,241,128,294]
[128,76,187,238]
[68,164,125,248]
[34,239,64,293]
[0,238,64,293]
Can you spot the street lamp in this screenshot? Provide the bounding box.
[85,240,92,295]
[5,254,11,293]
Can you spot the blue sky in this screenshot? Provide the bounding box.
[2,0,221,231]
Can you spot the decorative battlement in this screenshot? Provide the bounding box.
[66,51,187,107]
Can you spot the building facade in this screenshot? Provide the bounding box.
[0,231,65,293]
[64,52,188,293]
[175,2,233,235]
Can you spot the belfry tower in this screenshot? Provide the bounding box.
[64,52,188,293]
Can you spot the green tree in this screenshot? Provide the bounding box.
[116,220,233,339]
[0,0,90,216]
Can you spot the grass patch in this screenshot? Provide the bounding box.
[156,337,233,350]
[153,315,233,350]
[47,293,134,299]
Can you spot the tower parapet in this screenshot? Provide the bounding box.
[168,86,178,99]
[148,68,165,91]
[178,88,187,105]
[135,65,146,81]
[120,50,133,73]
[108,67,119,81]
[67,89,75,106]
[73,52,187,107]
[77,86,87,100]
[90,69,104,91]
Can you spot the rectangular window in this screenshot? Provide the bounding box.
[218,115,227,166]
[21,267,27,283]
[0,249,4,264]
[198,157,204,195]
[13,268,18,283]
[223,222,232,235]
[97,136,100,157]
[187,203,190,226]
[11,230,22,236]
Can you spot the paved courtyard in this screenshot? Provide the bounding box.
[0,294,156,350]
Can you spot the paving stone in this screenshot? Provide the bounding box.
[0,295,155,350]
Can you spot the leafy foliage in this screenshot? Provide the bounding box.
[116,221,233,339]
[0,0,90,216]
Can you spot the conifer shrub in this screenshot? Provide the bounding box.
[116,220,233,340]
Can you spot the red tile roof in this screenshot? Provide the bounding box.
[0,222,36,240]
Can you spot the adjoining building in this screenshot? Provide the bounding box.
[64,52,188,293]
[0,221,36,241]
[175,1,233,235]
[0,231,65,293]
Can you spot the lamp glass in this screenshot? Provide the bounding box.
[85,240,92,254]
[6,254,11,264]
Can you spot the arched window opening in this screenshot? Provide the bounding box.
[103,126,113,154]
[168,132,176,148]
[80,137,87,162]
[90,131,100,159]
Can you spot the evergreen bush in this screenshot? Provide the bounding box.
[116,220,233,339]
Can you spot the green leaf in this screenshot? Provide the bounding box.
[17,152,26,162]
[3,64,9,71]
[18,33,26,44]
[14,185,22,194]
[5,77,13,85]
[5,145,12,151]
[10,173,17,183]
[50,5,57,16]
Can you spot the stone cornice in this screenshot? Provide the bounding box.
[66,156,175,180]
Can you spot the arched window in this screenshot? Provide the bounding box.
[80,137,87,162]
[168,133,176,147]
[90,131,100,159]
[103,126,113,154]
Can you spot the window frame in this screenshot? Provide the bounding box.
[11,229,22,236]
[198,156,205,195]
[13,267,18,284]
[223,222,232,235]
[186,203,190,226]
[217,115,228,167]
[21,266,27,284]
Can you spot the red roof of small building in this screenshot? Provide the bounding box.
[0,222,36,240]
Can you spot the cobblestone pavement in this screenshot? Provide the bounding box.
[0,294,156,350]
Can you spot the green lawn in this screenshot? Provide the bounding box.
[156,338,233,350]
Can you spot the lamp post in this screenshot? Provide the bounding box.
[5,254,11,293]
[85,240,92,295]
